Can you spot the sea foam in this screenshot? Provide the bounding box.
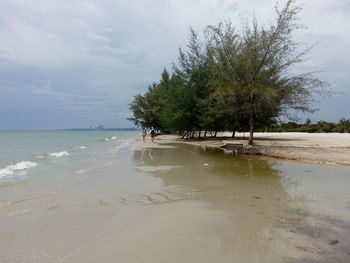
[105,136,117,141]
[0,161,38,178]
[48,151,69,157]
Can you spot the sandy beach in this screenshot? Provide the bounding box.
[177,132,350,166]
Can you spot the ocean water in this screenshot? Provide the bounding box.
[0,130,138,182]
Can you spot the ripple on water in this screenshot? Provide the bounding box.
[119,188,200,205]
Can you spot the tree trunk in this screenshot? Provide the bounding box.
[191,131,195,139]
[248,116,254,146]
[204,131,207,137]
[198,131,201,138]
[214,131,217,138]
[231,131,235,138]
[181,131,187,139]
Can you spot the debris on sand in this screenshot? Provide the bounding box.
[328,239,339,245]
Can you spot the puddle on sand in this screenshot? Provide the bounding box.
[130,143,350,263]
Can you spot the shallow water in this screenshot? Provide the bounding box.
[1,136,350,262]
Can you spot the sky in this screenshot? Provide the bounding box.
[0,0,349,129]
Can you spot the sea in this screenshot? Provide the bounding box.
[0,130,138,183]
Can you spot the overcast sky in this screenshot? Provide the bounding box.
[0,0,349,129]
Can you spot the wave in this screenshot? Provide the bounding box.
[104,136,117,141]
[109,141,131,153]
[79,146,86,149]
[0,161,38,178]
[48,151,69,157]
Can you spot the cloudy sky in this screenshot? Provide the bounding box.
[0,0,349,129]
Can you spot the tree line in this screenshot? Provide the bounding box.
[261,118,350,133]
[128,0,327,145]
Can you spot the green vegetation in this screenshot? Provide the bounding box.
[128,0,329,144]
[260,118,350,133]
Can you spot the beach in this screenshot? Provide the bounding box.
[179,132,350,166]
[2,0,349,261]
[1,131,350,262]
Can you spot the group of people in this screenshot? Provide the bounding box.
[141,127,156,143]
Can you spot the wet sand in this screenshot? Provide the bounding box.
[179,132,350,166]
[1,136,350,262]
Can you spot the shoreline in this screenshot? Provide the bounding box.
[2,132,350,262]
[155,132,350,166]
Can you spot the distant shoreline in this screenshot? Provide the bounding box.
[155,132,350,166]
[55,128,138,131]
[0,128,138,131]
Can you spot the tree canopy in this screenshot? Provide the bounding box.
[128,0,328,144]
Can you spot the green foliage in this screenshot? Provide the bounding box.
[128,0,329,141]
[337,118,350,133]
[259,119,350,133]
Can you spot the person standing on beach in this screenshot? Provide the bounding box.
[141,128,147,142]
[150,127,156,143]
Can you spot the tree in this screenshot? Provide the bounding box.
[128,0,327,142]
[128,93,150,128]
[337,118,350,133]
[207,0,326,145]
[172,28,218,135]
[317,120,335,133]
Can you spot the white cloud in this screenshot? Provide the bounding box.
[0,0,349,128]
[0,18,96,68]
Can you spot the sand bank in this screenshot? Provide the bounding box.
[169,132,350,166]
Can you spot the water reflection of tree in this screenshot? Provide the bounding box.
[132,144,286,190]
